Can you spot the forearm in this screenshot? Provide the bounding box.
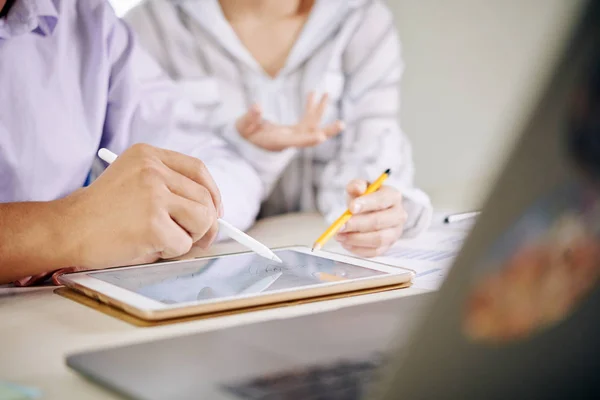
[0,200,74,283]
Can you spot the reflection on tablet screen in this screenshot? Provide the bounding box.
[89,251,385,304]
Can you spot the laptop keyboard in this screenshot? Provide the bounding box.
[223,354,386,400]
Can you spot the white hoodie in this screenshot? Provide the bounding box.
[126,0,433,236]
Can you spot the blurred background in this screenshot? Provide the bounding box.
[109,0,583,210]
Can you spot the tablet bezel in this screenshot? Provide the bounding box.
[58,246,414,321]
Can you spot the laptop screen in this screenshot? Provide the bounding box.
[381,2,600,399]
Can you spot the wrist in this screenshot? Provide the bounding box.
[0,198,84,282]
[51,189,90,268]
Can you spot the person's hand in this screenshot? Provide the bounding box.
[70,144,222,265]
[335,180,407,257]
[235,92,344,152]
[15,144,221,286]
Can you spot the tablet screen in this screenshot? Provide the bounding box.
[88,250,387,304]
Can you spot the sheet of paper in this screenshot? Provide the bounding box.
[330,212,475,291]
[375,226,469,290]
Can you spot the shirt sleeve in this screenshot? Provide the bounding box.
[219,121,299,200]
[99,4,262,232]
[317,0,433,237]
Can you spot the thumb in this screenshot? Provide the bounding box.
[346,179,368,204]
[236,105,262,137]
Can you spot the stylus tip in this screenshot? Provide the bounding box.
[271,254,283,264]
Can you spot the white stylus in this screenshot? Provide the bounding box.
[97,148,282,264]
[216,218,282,263]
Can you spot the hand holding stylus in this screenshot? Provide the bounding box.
[99,149,282,263]
[15,144,221,286]
[91,145,223,262]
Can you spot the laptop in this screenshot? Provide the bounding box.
[66,1,600,399]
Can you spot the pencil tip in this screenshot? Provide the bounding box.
[384,169,391,175]
[312,244,322,252]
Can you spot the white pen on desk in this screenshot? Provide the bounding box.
[444,211,481,224]
[97,148,282,264]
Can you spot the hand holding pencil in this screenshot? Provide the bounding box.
[313,170,408,258]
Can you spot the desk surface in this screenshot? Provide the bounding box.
[0,213,430,400]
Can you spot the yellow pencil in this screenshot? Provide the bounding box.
[312,169,391,252]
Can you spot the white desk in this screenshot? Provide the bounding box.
[0,213,430,400]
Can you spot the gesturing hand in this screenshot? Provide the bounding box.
[236,92,344,152]
[335,180,407,258]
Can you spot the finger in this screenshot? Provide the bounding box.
[14,272,53,287]
[164,168,213,209]
[341,243,391,258]
[235,110,253,135]
[275,132,327,148]
[304,92,316,115]
[14,276,33,287]
[322,121,345,138]
[349,186,402,214]
[342,207,407,233]
[315,93,330,120]
[305,93,329,130]
[245,106,263,136]
[157,149,222,214]
[154,215,195,259]
[346,180,368,202]
[337,227,403,249]
[245,118,263,137]
[192,218,220,250]
[236,105,261,136]
[168,194,217,243]
[301,92,318,129]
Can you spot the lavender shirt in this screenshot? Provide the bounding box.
[0,0,262,230]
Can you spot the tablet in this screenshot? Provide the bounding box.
[58,246,414,321]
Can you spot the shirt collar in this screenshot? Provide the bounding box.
[0,0,59,39]
[181,0,360,77]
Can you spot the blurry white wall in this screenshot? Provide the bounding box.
[109,0,584,209]
[387,0,583,209]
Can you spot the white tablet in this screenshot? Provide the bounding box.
[58,246,414,321]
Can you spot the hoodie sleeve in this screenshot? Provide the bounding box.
[125,1,297,201]
[316,0,433,237]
